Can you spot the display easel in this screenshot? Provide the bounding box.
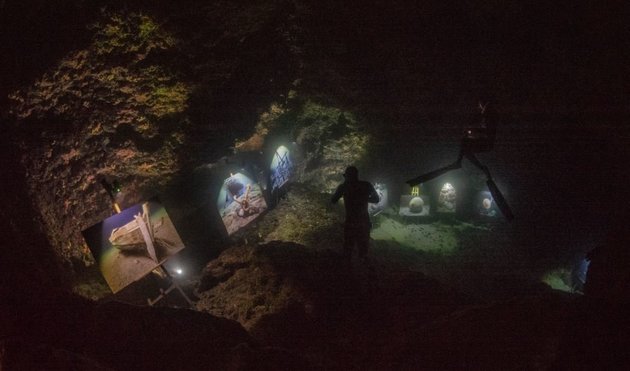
[146,266,194,308]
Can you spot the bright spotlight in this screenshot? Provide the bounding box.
[175,268,183,275]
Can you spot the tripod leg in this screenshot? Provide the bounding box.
[406,160,462,186]
[464,153,490,178]
[486,178,514,221]
[465,153,514,221]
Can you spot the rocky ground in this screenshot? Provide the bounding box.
[187,184,582,369]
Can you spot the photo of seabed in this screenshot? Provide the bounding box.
[270,145,292,192]
[399,195,430,217]
[437,182,457,213]
[477,191,498,217]
[82,200,185,293]
[368,183,388,216]
[218,173,268,235]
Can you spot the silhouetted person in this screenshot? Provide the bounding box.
[331,166,379,262]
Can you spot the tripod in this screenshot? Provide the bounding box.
[406,103,514,221]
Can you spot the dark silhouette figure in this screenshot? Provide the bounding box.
[406,102,514,221]
[331,166,380,261]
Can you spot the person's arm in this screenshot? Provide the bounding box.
[331,183,345,204]
[367,183,380,203]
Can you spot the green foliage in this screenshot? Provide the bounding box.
[91,11,176,61]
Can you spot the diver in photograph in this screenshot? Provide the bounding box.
[331,166,380,263]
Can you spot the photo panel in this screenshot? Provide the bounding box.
[217,172,268,235]
[369,182,388,216]
[476,190,498,217]
[437,182,457,213]
[82,199,185,293]
[270,145,293,193]
[399,194,430,217]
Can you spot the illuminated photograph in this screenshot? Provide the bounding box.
[437,182,457,213]
[476,191,498,217]
[217,172,268,235]
[399,195,430,216]
[368,182,388,216]
[82,199,185,293]
[270,145,293,192]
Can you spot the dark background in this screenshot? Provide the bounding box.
[1,0,629,305]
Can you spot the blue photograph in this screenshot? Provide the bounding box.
[270,145,293,192]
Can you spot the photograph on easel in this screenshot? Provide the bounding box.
[217,172,268,235]
[476,190,499,217]
[437,182,457,213]
[368,182,388,216]
[270,145,293,193]
[82,198,185,293]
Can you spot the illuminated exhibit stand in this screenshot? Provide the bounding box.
[269,145,293,193]
[476,190,499,218]
[399,184,431,220]
[265,142,296,207]
[368,182,388,216]
[216,170,268,236]
[82,197,193,307]
[396,177,491,222]
[146,265,194,307]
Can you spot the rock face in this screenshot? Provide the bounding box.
[195,240,577,369]
[8,11,193,267]
[8,3,373,280]
[291,101,369,192]
[0,286,310,370]
[7,4,302,274]
[196,242,347,330]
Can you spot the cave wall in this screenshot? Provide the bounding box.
[7,2,373,281]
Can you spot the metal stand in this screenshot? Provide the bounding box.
[147,266,195,308]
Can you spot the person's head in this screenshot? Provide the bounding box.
[343,166,359,181]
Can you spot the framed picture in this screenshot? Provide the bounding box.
[368,182,388,216]
[399,195,430,216]
[269,145,293,193]
[82,199,185,293]
[437,182,457,213]
[217,172,268,235]
[476,191,498,217]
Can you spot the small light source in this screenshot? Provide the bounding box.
[175,268,183,275]
[112,180,122,194]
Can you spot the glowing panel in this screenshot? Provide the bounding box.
[217,172,268,235]
[81,199,185,293]
[368,183,388,216]
[476,191,498,217]
[270,145,293,192]
[437,182,456,213]
[399,195,430,216]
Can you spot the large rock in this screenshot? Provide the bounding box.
[196,242,351,330]
[376,292,574,370]
[0,285,308,370]
[195,241,471,368]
